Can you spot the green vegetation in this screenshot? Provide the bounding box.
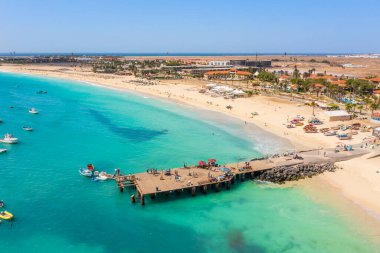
[310,101,318,116]
[165,60,184,66]
[257,71,277,83]
[346,79,374,96]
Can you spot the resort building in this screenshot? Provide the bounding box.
[208,61,230,67]
[330,80,347,88]
[229,60,272,68]
[204,68,253,80]
[324,110,352,122]
[279,75,290,83]
[370,77,380,87]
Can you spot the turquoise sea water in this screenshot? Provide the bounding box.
[0,72,378,253]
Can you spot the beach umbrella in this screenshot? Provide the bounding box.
[208,158,217,163]
[198,161,206,166]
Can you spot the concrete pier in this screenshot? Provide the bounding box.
[112,147,370,205]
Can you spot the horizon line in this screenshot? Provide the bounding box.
[1,52,379,56]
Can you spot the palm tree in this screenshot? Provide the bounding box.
[352,103,357,113]
[370,102,379,116]
[363,96,372,110]
[345,103,354,114]
[357,104,364,114]
[310,101,317,116]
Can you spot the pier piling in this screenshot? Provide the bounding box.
[227,180,231,190]
[131,194,136,203]
[191,186,196,197]
[140,194,145,206]
[215,183,220,192]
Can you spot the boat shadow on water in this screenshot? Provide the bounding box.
[88,109,168,142]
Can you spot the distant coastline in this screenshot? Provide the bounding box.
[1,52,379,57]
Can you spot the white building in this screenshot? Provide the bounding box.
[324,110,352,121]
[208,61,230,67]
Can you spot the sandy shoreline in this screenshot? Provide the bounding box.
[1,64,380,233]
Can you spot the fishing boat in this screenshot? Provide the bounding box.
[324,130,337,136]
[79,168,93,177]
[0,134,18,144]
[90,171,109,181]
[97,172,110,181]
[0,149,7,153]
[29,108,39,114]
[0,210,14,220]
[0,200,13,220]
[23,126,33,131]
[337,133,352,140]
[79,164,94,177]
[309,118,323,125]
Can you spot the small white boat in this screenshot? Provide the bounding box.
[23,126,33,131]
[79,164,95,177]
[29,108,39,114]
[79,168,93,177]
[0,149,7,153]
[97,172,109,181]
[0,134,18,144]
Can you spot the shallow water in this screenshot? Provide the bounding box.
[0,72,378,253]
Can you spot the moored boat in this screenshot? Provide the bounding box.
[79,164,95,177]
[79,168,93,177]
[0,210,14,220]
[337,133,352,140]
[29,108,39,114]
[97,171,110,181]
[324,130,337,136]
[0,200,13,220]
[0,148,7,153]
[23,126,33,131]
[0,134,18,144]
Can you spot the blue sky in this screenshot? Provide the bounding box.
[0,0,379,53]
